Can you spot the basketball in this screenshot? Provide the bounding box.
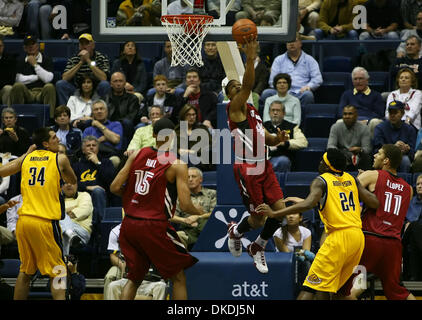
[232,19,257,44]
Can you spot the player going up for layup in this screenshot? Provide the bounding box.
[225,36,288,273]
[257,149,379,299]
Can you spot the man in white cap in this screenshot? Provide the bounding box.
[56,33,110,106]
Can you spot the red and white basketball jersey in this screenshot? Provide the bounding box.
[362,170,412,240]
[122,147,178,220]
[226,102,266,162]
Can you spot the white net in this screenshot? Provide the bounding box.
[161,15,214,68]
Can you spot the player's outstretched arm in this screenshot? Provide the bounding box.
[0,144,36,177]
[173,159,205,216]
[228,37,258,116]
[257,178,325,218]
[110,150,140,196]
[58,153,77,185]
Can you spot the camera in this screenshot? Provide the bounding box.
[65,254,79,265]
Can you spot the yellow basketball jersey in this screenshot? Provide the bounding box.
[318,172,362,234]
[19,150,64,220]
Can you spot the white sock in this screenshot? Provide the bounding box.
[255,236,267,248]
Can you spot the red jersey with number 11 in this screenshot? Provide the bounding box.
[122,147,178,221]
[362,170,412,240]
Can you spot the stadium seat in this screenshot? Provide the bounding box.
[368,71,390,93]
[302,104,338,138]
[314,72,350,104]
[0,259,21,278]
[293,137,328,171]
[398,173,412,185]
[322,56,353,72]
[283,172,319,199]
[202,170,217,189]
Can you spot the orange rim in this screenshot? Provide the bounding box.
[161,14,214,25]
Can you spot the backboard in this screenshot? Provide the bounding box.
[92,0,297,42]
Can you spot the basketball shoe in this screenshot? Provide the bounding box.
[227,222,242,257]
[247,242,268,273]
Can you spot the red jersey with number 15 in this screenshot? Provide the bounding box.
[362,170,412,240]
[122,147,178,221]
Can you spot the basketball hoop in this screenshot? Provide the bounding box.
[161,14,214,67]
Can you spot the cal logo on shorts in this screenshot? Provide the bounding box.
[306,273,322,285]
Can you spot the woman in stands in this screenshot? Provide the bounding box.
[262,73,302,126]
[273,209,314,296]
[386,68,422,130]
[68,74,100,131]
[111,41,147,103]
[174,104,214,172]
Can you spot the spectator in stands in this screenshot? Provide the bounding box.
[328,105,373,171]
[265,34,323,111]
[51,105,82,161]
[0,0,24,37]
[25,0,63,39]
[179,68,217,129]
[358,0,400,41]
[103,223,125,299]
[235,0,281,26]
[167,0,193,15]
[67,73,101,131]
[314,0,359,40]
[56,33,110,106]
[252,42,270,97]
[111,41,147,103]
[397,11,422,58]
[82,100,123,168]
[263,101,308,172]
[263,73,301,125]
[273,211,313,295]
[391,35,422,90]
[174,104,214,172]
[207,0,241,26]
[338,67,385,123]
[103,223,167,300]
[0,196,21,253]
[402,173,422,280]
[170,166,216,251]
[0,107,30,156]
[61,0,92,39]
[199,41,226,95]
[9,34,56,118]
[72,136,117,222]
[60,181,93,256]
[125,106,163,157]
[386,68,422,131]
[373,100,417,172]
[401,0,422,32]
[153,41,187,91]
[412,127,422,172]
[139,75,182,125]
[104,71,140,148]
[117,0,161,26]
[298,0,321,39]
[0,37,16,106]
